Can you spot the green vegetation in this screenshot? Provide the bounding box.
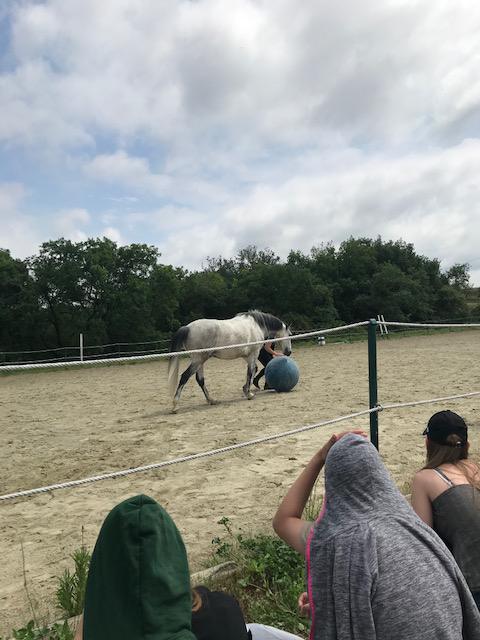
[0,236,476,363]
[209,517,309,637]
[56,546,91,619]
[0,620,73,640]
[0,546,90,640]
[204,496,324,639]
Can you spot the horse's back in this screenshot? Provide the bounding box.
[186,316,262,358]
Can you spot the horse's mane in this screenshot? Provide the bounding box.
[238,309,284,336]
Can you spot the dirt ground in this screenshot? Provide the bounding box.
[1,331,480,634]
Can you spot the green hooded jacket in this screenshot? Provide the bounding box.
[83,495,196,640]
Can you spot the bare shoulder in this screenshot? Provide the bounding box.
[412,469,434,485]
[412,469,441,495]
[413,467,460,501]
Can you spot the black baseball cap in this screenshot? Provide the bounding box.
[422,410,468,446]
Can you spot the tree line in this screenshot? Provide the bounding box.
[0,236,477,360]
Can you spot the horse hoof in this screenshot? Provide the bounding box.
[171,406,178,414]
[247,392,254,400]
[208,399,219,406]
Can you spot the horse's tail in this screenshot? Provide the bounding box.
[168,326,189,398]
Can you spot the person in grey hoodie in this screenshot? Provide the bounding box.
[273,431,480,640]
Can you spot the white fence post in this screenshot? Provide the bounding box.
[377,315,384,336]
[381,314,388,336]
[79,333,84,361]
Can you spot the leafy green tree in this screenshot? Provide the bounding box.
[27,238,86,346]
[368,263,433,320]
[446,263,470,290]
[149,264,182,333]
[28,238,162,347]
[433,285,469,320]
[1,235,472,358]
[102,243,160,342]
[179,271,229,322]
[0,249,43,353]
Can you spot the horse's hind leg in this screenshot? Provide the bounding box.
[172,362,197,413]
[253,366,265,389]
[243,357,257,400]
[195,363,217,406]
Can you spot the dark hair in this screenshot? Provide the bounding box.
[424,434,480,490]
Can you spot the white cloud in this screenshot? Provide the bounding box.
[101,225,123,244]
[54,208,90,242]
[156,140,480,282]
[1,1,480,284]
[2,0,480,151]
[84,151,170,195]
[0,183,38,257]
[85,150,232,207]
[0,187,95,258]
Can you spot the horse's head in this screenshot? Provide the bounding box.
[245,310,293,355]
[276,323,292,356]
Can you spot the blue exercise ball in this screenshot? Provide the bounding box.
[265,356,300,392]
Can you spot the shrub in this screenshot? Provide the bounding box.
[56,546,91,619]
[0,620,73,640]
[210,518,307,637]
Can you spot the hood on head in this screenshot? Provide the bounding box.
[83,494,195,640]
[324,434,410,519]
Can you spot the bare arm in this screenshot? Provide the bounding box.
[273,430,368,554]
[273,444,329,554]
[264,342,283,357]
[411,472,434,527]
[74,615,83,640]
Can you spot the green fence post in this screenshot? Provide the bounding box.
[368,318,379,450]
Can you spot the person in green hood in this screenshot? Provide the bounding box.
[75,495,301,640]
[77,494,196,640]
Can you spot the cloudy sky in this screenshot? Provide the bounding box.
[1,0,480,282]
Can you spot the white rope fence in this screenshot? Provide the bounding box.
[383,321,480,329]
[379,391,480,410]
[1,389,479,503]
[0,321,369,372]
[0,337,171,356]
[3,318,480,372]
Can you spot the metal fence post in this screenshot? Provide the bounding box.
[80,333,84,362]
[368,318,379,450]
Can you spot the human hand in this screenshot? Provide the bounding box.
[298,591,311,617]
[318,430,368,463]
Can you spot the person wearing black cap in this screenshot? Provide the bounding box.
[412,410,480,608]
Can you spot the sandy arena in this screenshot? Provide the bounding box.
[1,331,480,634]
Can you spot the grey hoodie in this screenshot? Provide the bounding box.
[306,434,480,640]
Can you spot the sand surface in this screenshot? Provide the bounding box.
[1,331,480,633]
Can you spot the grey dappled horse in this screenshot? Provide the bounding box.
[168,310,292,412]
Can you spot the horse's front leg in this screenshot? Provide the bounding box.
[243,357,257,400]
[195,363,218,406]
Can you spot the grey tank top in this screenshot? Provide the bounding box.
[432,468,480,592]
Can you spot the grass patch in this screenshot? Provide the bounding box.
[208,517,308,637]
[0,545,90,640]
[0,620,73,640]
[205,494,323,638]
